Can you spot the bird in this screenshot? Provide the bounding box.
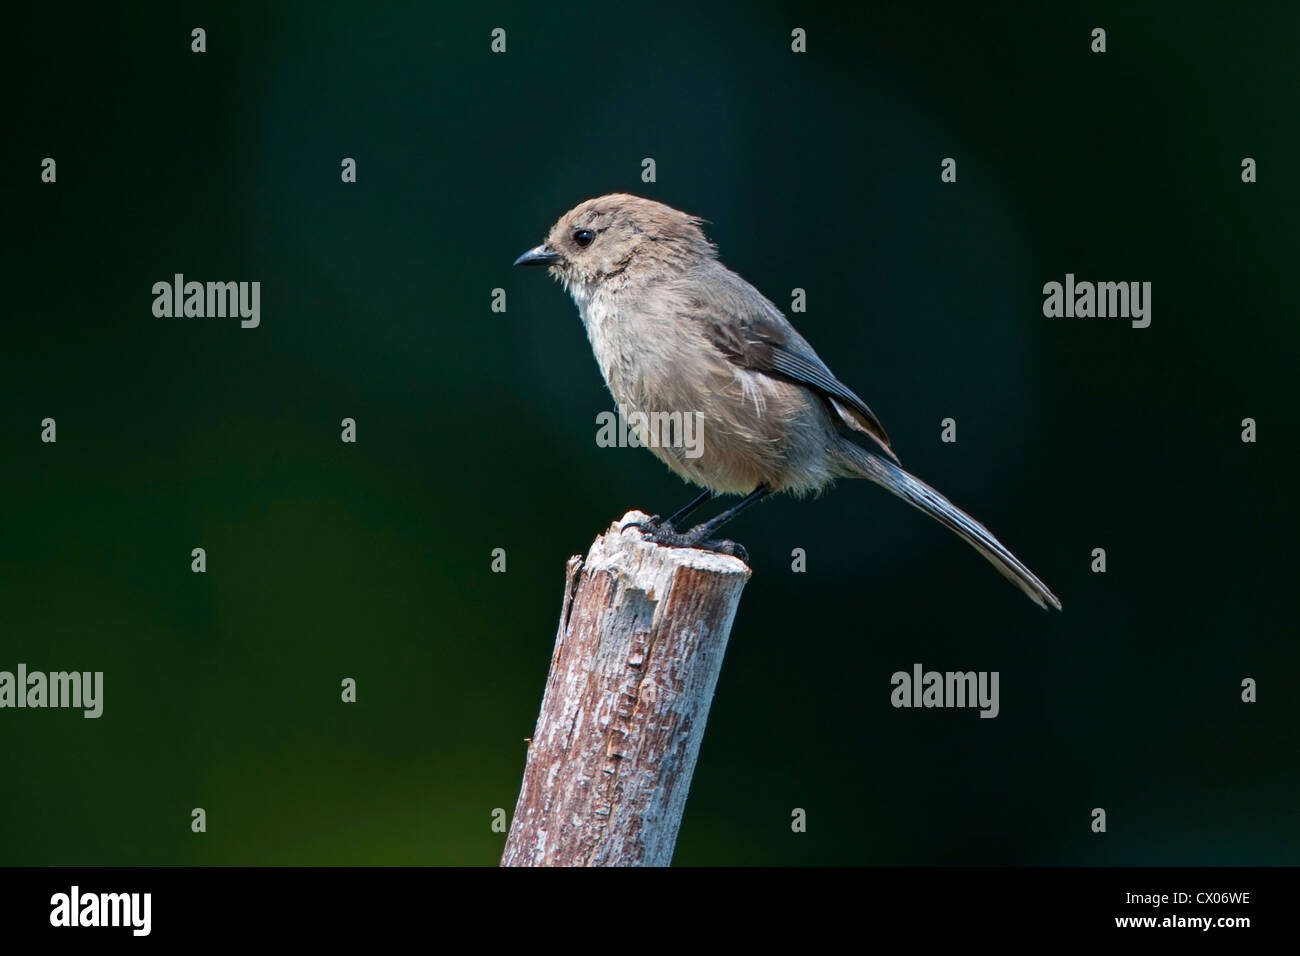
[515,193,1061,610]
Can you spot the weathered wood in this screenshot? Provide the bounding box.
[502,511,751,867]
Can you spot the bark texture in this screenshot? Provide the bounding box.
[502,511,751,867]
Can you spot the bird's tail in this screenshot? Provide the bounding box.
[833,439,1061,610]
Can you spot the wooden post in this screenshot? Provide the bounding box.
[502,511,752,867]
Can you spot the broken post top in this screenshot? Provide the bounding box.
[598,510,753,579]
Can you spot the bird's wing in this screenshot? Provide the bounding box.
[685,270,898,462]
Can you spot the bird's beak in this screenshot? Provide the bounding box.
[513,244,561,267]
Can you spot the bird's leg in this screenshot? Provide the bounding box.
[635,486,772,562]
[681,486,772,546]
[664,489,715,528]
[627,489,713,535]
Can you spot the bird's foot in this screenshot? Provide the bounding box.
[626,518,749,563]
[697,537,749,562]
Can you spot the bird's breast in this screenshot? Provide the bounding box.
[574,291,661,407]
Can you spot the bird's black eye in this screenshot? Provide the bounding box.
[573,228,595,248]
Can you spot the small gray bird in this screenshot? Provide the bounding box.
[515,194,1061,610]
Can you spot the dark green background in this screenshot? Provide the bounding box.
[5,1,1296,865]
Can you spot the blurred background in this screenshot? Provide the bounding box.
[4,1,1296,865]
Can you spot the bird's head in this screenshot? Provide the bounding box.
[514,193,716,294]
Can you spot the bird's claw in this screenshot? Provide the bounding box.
[630,521,749,563]
[624,514,666,534]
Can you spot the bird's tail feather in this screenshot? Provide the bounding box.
[834,439,1061,610]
